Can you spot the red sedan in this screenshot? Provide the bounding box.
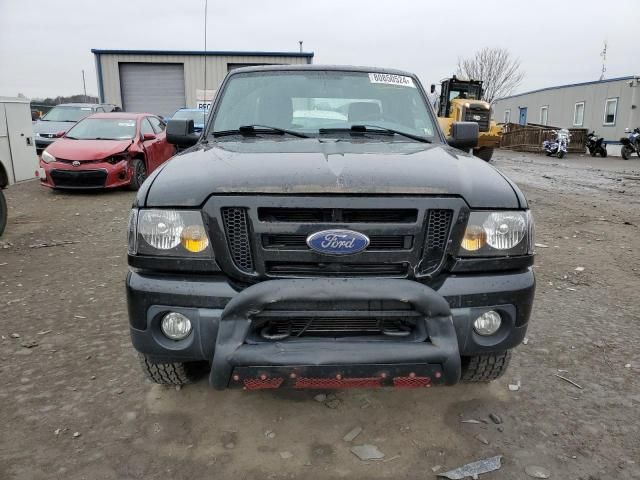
[39,113,176,190]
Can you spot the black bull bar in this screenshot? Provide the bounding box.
[209,278,461,389]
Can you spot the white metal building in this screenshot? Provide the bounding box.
[92,49,314,117]
[492,76,640,145]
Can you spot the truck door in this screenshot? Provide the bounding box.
[3,101,38,182]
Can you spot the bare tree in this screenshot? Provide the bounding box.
[456,47,524,103]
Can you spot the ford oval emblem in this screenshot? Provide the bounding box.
[306,229,370,255]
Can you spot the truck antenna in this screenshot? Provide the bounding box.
[203,0,208,105]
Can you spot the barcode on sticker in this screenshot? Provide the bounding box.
[368,73,415,88]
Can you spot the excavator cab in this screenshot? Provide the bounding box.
[435,75,501,162]
[437,76,484,117]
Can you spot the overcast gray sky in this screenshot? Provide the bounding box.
[1,0,638,99]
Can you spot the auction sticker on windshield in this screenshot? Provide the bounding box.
[368,73,415,88]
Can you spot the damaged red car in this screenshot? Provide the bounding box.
[39,113,175,190]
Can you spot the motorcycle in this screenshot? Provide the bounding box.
[543,129,571,158]
[620,127,640,160]
[585,131,607,157]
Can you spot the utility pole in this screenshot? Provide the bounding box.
[599,41,607,81]
[299,41,303,53]
[81,69,87,102]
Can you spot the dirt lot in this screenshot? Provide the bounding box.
[1,150,639,480]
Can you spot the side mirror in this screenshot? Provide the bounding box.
[447,122,479,151]
[166,119,199,147]
[142,133,156,141]
[430,84,436,94]
[55,131,65,138]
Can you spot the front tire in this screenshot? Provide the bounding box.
[461,350,512,383]
[128,158,147,191]
[473,147,494,162]
[621,145,632,160]
[600,148,607,158]
[557,150,565,159]
[138,354,206,385]
[0,190,7,237]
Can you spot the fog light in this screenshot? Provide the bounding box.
[160,312,192,340]
[473,310,502,336]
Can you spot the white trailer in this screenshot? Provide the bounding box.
[0,97,39,236]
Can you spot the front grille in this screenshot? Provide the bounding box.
[420,209,453,274]
[215,198,461,280]
[265,262,408,277]
[262,234,410,250]
[258,208,417,223]
[56,158,103,165]
[464,108,490,132]
[255,315,417,338]
[221,207,254,273]
[50,169,107,188]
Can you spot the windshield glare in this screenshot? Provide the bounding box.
[173,110,208,124]
[212,71,436,140]
[42,106,93,122]
[65,118,136,140]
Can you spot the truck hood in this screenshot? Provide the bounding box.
[46,138,133,160]
[144,139,522,209]
[33,120,76,135]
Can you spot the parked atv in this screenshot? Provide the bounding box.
[620,128,640,160]
[586,131,607,157]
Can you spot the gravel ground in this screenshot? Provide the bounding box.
[1,150,639,480]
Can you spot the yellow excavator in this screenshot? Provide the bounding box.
[433,76,502,162]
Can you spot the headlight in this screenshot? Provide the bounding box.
[459,210,533,257]
[128,209,212,257]
[41,151,56,163]
[106,153,129,165]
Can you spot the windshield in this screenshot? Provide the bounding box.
[448,84,482,101]
[212,71,437,140]
[173,110,208,125]
[41,106,93,122]
[65,118,136,140]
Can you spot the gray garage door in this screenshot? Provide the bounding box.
[119,63,185,117]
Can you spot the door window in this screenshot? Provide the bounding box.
[148,116,165,133]
[504,110,510,123]
[141,118,155,136]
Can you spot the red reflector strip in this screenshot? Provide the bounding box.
[393,376,431,388]
[295,377,381,389]
[243,378,283,390]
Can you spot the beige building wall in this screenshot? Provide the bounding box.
[95,51,312,108]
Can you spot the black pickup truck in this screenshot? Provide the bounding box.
[126,65,535,390]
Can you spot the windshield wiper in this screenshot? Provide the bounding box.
[64,136,78,140]
[319,125,431,143]
[212,125,309,139]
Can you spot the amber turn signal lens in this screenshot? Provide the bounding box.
[181,224,209,252]
[461,225,486,251]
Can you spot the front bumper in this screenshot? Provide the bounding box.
[127,269,535,389]
[39,159,132,189]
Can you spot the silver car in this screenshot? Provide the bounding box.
[33,103,118,154]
